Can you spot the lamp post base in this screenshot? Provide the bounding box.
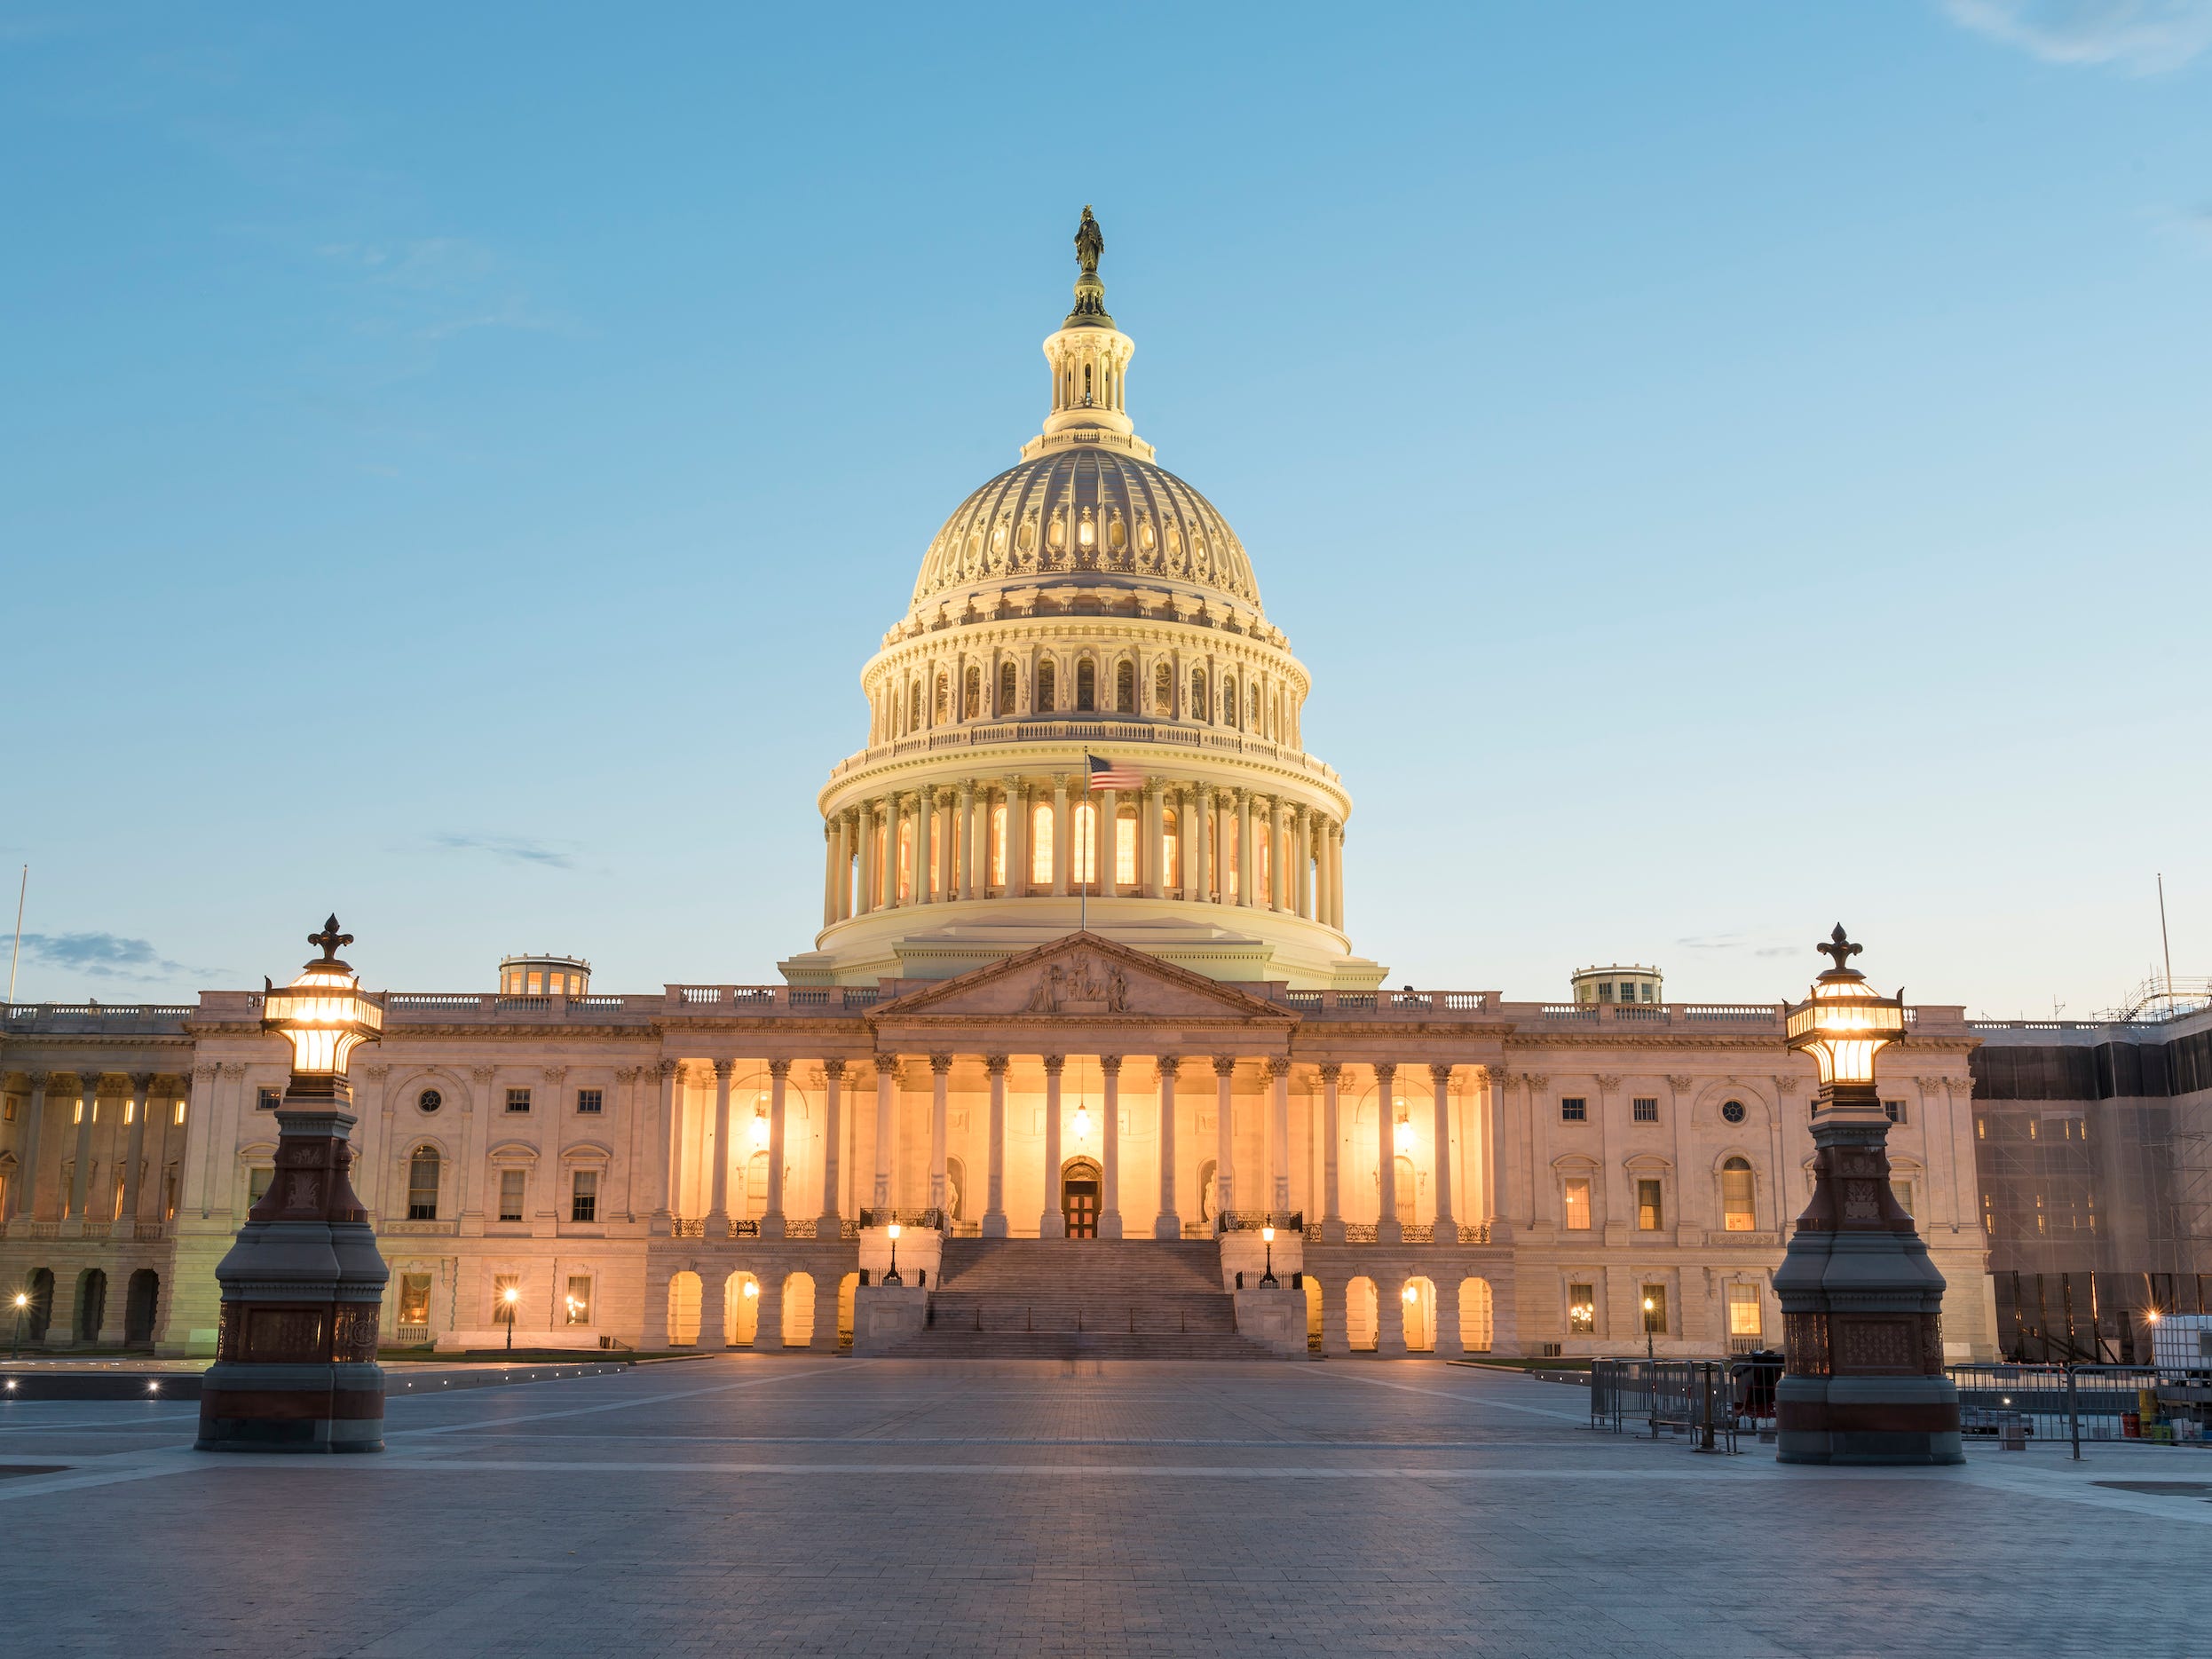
[1775,1376,1963,1465]
[195,1361,386,1454]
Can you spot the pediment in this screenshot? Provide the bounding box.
[876,931,1292,1025]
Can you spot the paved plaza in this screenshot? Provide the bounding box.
[2,1357,2208,1656]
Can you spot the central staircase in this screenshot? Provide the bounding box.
[878,1238,1281,1360]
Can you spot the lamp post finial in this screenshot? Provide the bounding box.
[1817,924,1860,974]
[309,914,353,962]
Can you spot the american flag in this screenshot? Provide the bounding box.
[1085,754,1144,790]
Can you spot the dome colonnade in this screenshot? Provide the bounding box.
[791,209,1374,991]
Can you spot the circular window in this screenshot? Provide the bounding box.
[1721,1100,1746,1125]
[417,1088,443,1114]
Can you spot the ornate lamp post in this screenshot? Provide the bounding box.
[502,1285,520,1353]
[884,1221,904,1285]
[1259,1224,1279,1288]
[196,917,390,1454]
[9,1291,25,1361]
[1642,1296,1656,1364]
[1773,927,1962,1465]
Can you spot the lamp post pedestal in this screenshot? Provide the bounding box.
[196,1096,388,1453]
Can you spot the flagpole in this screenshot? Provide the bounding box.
[5,864,23,1007]
[1080,750,1089,935]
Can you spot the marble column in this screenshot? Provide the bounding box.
[1051,775,1070,897]
[928,1054,952,1215]
[762,1059,790,1238]
[120,1074,151,1227]
[818,1060,844,1234]
[1039,1055,1066,1237]
[1268,1057,1292,1217]
[68,1073,98,1228]
[821,820,838,928]
[959,779,978,900]
[1319,1063,1345,1241]
[1430,1063,1456,1244]
[1268,797,1287,912]
[1004,776,1027,897]
[915,785,936,905]
[9,1073,45,1222]
[1099,1055,1123,1238]
[1213,1055,1236,1221]
[1194,787,1213,902]
[1235,790,1254,906]
[1143,779,1165,897]
[1375,1062,1402,1244]
[1329,824,1345,929]
[1294,807,1312,919]
[1154,1056,1181,1239]
[983,1055,1008,1237]
[873,1062,896,1213]
[707,1059,735,1233]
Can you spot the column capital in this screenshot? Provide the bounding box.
[1594,1072,1623,1092]
[984,1055,1010,1076]
[1372,1062,1397,1086]
[769,1058,793,1080]
[29,1070,51,1088]
[1213,1055,1238,1078]
[929,1053,954,1074]
[1666,1073,1696,1095]
[1042,1055,1066,1076]
[78,1072,105,1096]
[1155,1055,1181,1079]
[712,1058,737,1081]
[1265,1056,1292,1078]
[1429,1063,1454,1086]
[1316,1062,1343,1083]
[658,1058,681,1081]
[1099,1055,1122,1077]
[959,778,976,800]
[822,1058,847,1079]
[129,1072,154,1094]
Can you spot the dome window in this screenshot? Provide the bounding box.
[1115,660,1134,714]
[1153,662,1172,712]
[1018,517,1037,554]
[1076,660,1096,712]
[1078,513,1094,549]
[963,668,982,720]
[1191,668,1207,723]
[1048,512,1067,552]
[1037,660,1056,714]
[999,662,1017,715]
[1109,513,1126,551]
[992,521,1008,554]
[935,675,950,723]
[1138,519,1155,550]
[908,681,922,732]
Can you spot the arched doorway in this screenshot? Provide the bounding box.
[76,1269,107,1345]
[1304,1276,1324,1354]
[1061,1157,1102,1239]
[22,1268,53,1344]
[1459,1276,1494,1354]
[1402,1276,1436,1354]
[667,1270,702,1347]
[1346,1276,1379,1352]
[782,1272,816,1347]
[837,1271,859,1350]
[723,1271,760,1347]
[124,1269,160,1346]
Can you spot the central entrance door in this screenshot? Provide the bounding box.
[1062,1158,1102,1239]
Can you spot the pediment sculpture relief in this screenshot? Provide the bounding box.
[1023,952,1127,1014]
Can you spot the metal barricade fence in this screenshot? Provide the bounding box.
[1946,1363,2212,1452]
[1590,1360,1739,1451]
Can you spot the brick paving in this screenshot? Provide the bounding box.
[1,1356,2208,1656]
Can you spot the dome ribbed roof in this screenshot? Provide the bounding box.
[910,447,1261,615]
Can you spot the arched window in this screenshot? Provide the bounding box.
[897,815,913,904]
[999,661,1017,714]
[407,1148,440,1221]
[1071,801,1097,884]
[963,668,981,719]
[1031,801,1055,886]
[990,800,1008,887]
[1222,675,1237,726]
[1037,660,1056,714]
[1116,804,1139,886]
[1247,683,1260,726]
[1722,1157,1756,1231]
[1115,660,1134,713]
[1076,660,1096,711]
[934,674,949,723]
[1154,661,1172,713]
[1161,807,1181,889]
[1225,815,1241,904]
[1394,1155,1418,1220]
[907,680,922,732]
[747,1151,770,1216]
[1191,668,1207,722]
[1256,833,1271,907]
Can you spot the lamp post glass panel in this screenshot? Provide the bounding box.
[1772,926,1963,1466]
[198,917,392,1454]
[1643,1296,1655,1363]
[502,1285,520,1353]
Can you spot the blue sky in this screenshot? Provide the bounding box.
[4,2,2208,1016]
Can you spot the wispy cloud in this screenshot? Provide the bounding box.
[1943,0,2212,72]
[429,833,580,871]
[315,236,574,349]
[1676,933,1803,960]
[12,931,219,982]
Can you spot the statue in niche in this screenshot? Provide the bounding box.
[1075,206,1103,275]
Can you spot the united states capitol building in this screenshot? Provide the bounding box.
[20,209,2174,1368]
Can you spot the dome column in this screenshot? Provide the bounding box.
[1194,786,1213,904]
[959,779,979,901]
[915,784,936,905]
[1099,786,1118,899]
[1143,779,1165,899]
[1099,1055,1123,1239]
[821,822,837,928]
[982,1055,1009,1237]
[1154,1057,1182,1239]
[1268,796,1288,912]
[1039,1056,1066,1237]
[1235,789,1255,908]
[1051,774,1070,897]
[1005,776,1029,897]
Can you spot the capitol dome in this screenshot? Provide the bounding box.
[781,209,1384,994]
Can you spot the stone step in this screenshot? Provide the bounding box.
[878,1330,1280,1361]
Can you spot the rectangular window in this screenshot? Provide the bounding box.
[1632,1097,1658,1123]
[2,1099,12,1122]
[571,1169,598,1223]
[1884,1099,1908,1125]
[506,1087,532,1113]
[1560,1097,1587,1122]
[1568,1284,1596,1334]
[1642,1285,1668,1334]
[1726,1284,1761,1337]
[575,1088,603,1115]
[1031,801,1054,887]
[493,1272,520,1324]
[1562,1177,1592,1230]
[565,1276,593,1325]
[1116,807,1139,887]
[1892,1179,1914,1216]
[257,1087,280,1111]
[1722,1164,1756,1230]
[1641,983,1655,1003]
[498,1169,526,1222]
[549,973,565,995]
[527,971,542,993]
[248,1166,273,1207]
[399,1273,432,1325]
[1637,1178,1663,1231]
[174,1101,186,1126]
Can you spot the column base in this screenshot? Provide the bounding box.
[982,1213,1009,1238]
[704,1211,730,1240]
[1320,1217,1345,1243]
[759,1215,786,1240]
[1431,1219,1458,1246]
[1153,1213,1183,1241]
[816,1214,841,1240]
[1375,1220,1403,1244]
[1039,1214,1065,1239]
[1099,1213,1123,1240]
